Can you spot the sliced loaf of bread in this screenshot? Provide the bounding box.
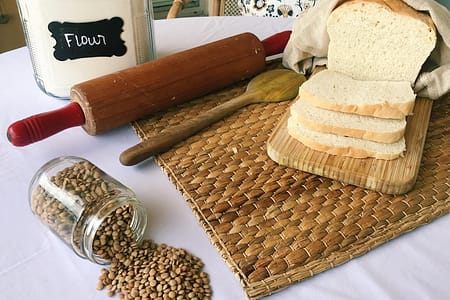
[327,0,436,84]
[287,116,406,160]
[298,69,416,119]
[290,98,406,143]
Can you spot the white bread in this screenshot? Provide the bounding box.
[290,98,406,143]
[287,116,406,160]
[327,0,437,84]
[298,69,416,119]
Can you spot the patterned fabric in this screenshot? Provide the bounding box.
[235,0,320,17]
[224,0,242,15]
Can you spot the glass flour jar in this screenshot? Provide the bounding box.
[29,156,148,264]
[16,0,155,99]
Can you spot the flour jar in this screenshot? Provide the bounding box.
[16,0,155,99]
[29,156,148,264]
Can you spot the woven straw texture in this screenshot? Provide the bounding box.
[132,61,450,299]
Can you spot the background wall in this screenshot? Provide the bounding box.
[438,0,450,8]
[0,0,25,53]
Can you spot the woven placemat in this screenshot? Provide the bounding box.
[132,61,450,299]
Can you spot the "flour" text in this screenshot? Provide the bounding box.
[64,33,107,48]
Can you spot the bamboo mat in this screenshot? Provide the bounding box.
[131,61,450,299]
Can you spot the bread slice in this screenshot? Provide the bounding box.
[287,116,406,160]
[290,98,406,143]
[298,69,416,119]
[327,0,436,84]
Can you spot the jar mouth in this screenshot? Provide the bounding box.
[76,196,148,265]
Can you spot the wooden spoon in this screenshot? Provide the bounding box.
[120,69,306,166]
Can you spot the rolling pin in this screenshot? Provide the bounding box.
[7,31,292,147]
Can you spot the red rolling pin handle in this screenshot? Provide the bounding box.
[7,102,85,146]
[7,31,292,147]
[262,30,291,57]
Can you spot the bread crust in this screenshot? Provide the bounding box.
[299,89,415,119]
[335,0,436,32]
[287,127,404,160]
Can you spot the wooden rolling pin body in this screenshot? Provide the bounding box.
[72,32,266,135]
[8,31,292,146]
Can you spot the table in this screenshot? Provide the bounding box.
[1,16,449,300]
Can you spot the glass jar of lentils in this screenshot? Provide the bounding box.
[29,156,147,264]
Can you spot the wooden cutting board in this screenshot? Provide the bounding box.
[267,97,433,194]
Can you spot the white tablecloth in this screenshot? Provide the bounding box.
[1,16,450,300]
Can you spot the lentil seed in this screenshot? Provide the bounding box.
[92,207,212,300]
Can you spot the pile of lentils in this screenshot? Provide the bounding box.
[94,206,212,300]
[30,160,212,300]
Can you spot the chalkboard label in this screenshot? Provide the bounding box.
[48,17,127,61]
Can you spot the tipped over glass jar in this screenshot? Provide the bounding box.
[29,156,148,264]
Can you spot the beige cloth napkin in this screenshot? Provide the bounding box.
[282,0,450,100]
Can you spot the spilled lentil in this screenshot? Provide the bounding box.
[93,206,212,300]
